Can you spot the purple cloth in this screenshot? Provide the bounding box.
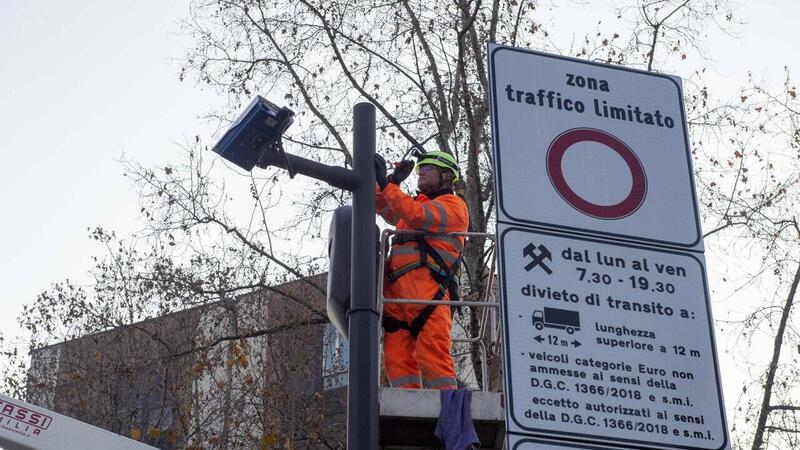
[435,389,480,450]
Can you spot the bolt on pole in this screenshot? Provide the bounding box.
[348,102,379,448]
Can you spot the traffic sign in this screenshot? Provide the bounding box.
[498,224,728,450]
[488,44,703,251]
[507,434,636,450]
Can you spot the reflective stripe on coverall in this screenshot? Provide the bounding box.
[376,182,469,389]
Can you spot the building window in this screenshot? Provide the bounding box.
[322,323,348,390]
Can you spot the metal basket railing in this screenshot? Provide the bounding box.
[377,229,499,391]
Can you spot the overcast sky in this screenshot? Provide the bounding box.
[1,0,799,431]
[0,1,226,339]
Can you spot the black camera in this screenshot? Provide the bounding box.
[212,96,295,172]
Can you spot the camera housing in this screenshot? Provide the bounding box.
[212,96,295,171]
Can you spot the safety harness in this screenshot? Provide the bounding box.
[382,232,461,339]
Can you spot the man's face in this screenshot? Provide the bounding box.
[416,164,442,194]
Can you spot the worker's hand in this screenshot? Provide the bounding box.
[388,160,415,185]
[374,154,388,189]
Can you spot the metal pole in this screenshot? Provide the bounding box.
[348,102,378,449]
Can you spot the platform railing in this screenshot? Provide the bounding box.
[377,229,499,391]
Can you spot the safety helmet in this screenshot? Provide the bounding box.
[415,151,461,182]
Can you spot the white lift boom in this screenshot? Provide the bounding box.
[0,393,157,450]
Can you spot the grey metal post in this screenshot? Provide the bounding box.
[348,102,378,448]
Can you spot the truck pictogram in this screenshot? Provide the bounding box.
[532,307,581,334]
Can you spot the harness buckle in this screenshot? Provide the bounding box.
[382,316,410,333]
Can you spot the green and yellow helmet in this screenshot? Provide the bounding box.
[415,151,461,182]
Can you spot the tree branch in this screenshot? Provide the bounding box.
[301,0,423,149]
[168,317,328,360]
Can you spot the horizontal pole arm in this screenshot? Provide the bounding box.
[258,150,362,191]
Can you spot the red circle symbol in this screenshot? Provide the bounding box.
[546,128,647,219]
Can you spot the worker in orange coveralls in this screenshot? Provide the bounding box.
[374,151,469,390]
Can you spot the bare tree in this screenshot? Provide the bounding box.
[20,228,342,448]
[708,71,800,450]
[175,0,740,389]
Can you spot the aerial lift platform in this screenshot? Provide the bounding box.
[376,230,506,449]
[379,388,505,449]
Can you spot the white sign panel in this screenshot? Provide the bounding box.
[508,434,637,450]
[498,225,728,450]
[488,44,702,250]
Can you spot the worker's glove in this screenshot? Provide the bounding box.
[388,160,414,185]
[374,154,388,190]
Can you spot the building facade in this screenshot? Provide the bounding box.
[27,274,348,449]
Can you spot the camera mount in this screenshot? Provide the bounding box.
[212,96,297,177]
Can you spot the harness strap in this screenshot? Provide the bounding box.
[409,304,438,339]
[418,238,461,305]
[383,233,462,337]
[382,286,445,338]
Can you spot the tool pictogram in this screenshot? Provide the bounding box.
[523,243,552,274]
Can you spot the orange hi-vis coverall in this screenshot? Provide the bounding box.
[376,182,469,390]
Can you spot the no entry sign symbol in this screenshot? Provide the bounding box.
[546,128,647,220]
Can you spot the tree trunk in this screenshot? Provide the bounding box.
[750,259,800,450]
